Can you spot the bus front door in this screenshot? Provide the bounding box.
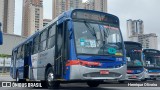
[54,22,68,79]
[24,42,32,79]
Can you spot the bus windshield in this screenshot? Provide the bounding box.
[126,50,143,66]
[125,42,143,67]
[145,56,160,67]
[73,21,123,56]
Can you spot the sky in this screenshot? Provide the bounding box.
[14,0,160,49]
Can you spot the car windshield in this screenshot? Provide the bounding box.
[145,56,160,67]
[73,21,123,56]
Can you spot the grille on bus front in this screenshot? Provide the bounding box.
[83,72,121,77]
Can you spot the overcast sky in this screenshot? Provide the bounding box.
[14,0,160,49]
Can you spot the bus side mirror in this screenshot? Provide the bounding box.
[146,61,150,66]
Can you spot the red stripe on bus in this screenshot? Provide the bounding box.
[66,60,101,67]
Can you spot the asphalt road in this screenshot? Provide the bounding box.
[0,83,160,90]
[0,75,160,90]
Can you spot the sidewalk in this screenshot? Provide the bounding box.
[0,72,10,77]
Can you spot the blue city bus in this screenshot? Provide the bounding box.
[10,9,126,88]
[122,41,146,81]
[143,49,160,80]
[0,22,3,45]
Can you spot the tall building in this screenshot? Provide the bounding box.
[127,19,158,49]
[0,0,15,34]
[127,19,144,39]
[138,33,158,49]
[43,19,52,27]
[84,0,107,12]
[22,0,43,37]
[52,0,83,19]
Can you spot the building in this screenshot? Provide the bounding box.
[0,58,11,73]
[0,0,15,34]
[0,33,26,55]
[52,0,83,19]
[138,33,158,49]
[84,0,107,12]
[129,34,158,49]
[127,19,144,39]
[43,19,52,27]
[0,33,26,73]
[22,0,43,37]
[127,19,158,49]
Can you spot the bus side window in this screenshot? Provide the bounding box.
[21,45,24,59]
[39,29,48,52]
[48,24,56,49]
[32,35,39,54]
[17,47,21,60]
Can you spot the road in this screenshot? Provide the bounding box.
[0,75,160,90]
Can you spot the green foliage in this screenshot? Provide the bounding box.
[0,54,11,58]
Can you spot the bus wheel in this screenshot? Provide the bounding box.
[118,80,125,83]
[153,78,157,80]
[87,81,100,87]
[45,67,60,89]
[141,78,147,82]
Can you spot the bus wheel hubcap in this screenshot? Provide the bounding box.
[48,73,54,85]
[16,76,19,81]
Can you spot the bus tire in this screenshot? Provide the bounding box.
[87,81,100,87]
[141,78,147,82]
[45,67,60,89]
[153,78,157,80]
[118,80,125,83]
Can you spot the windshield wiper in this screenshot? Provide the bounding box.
[84,21,99,44]
[100,25,110,54]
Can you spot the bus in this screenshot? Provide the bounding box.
[0,22,3,45]
[143,49,160,80]
[122,41,146,81]
[10,9,126,88]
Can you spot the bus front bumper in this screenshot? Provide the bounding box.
[147,73,160,79]
[125,71,145,81]
[69,64,126,81]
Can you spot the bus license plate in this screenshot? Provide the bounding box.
[131,75,137,78]
[100,70,109,75]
